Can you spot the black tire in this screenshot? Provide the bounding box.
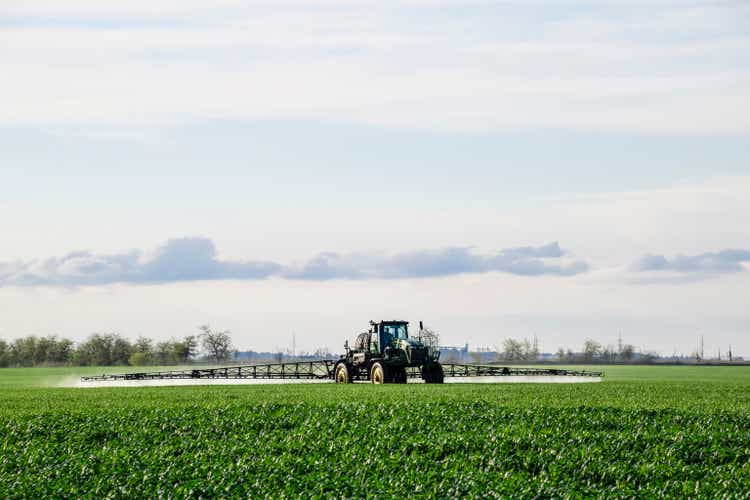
[394,367,408,384]
[370,362,387,384]
[433,364,444,384]
[335,363,351,384]
[422,363,445,384]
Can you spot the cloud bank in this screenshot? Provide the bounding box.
[283,242,586,280]
[2,2,748,134]
[632,249,750,277]
[0,238,587,287]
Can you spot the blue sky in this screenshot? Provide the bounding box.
[1,1,749,356]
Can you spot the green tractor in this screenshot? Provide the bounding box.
[334,320,444,384]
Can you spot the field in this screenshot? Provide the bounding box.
[1,366,749,497]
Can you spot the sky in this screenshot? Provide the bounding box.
[1,0,749,357]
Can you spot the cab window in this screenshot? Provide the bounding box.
[382,324,408,341]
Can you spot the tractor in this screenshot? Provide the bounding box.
[334,320,444,384]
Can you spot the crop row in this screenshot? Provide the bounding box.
[2,401,749,497]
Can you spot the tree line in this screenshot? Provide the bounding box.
[494,337,639,363]
[0,325,234,368]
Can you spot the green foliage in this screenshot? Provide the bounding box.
[3,335,74,367]
[73,333,132,366]
[0,366,749,497]
[128,351,149,366]
[0,332,203,367]
[0,340,9,368]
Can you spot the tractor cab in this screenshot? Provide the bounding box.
[370,320,409,353]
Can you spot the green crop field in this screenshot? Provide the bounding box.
[1,366,749,497]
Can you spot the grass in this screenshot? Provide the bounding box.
[1,365,749,497]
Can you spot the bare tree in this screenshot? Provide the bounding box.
[502,338,524,361]
[529,335,540,361]
[199,325,234,362]
[583,339,602,362]
[556,347,565,361]
[520,338,532,360]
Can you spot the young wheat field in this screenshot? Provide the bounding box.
[1,366,749,497]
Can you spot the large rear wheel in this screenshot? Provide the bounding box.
[422,363,444,384]
[370,362,387,384]
[335,363,352,384]
[394,367,408,384]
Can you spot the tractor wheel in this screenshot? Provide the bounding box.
[335,363,352,384]
[394,367,408,384]
[370,362,387,384]
[422,363,445,384]
[433,364,444,384]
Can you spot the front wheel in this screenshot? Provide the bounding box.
[335,363,352,384]
[370,362,388,384]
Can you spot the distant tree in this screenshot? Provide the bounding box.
[502,338,524,361]
[520,338,533,361]
[153,341,176,365]
[500,337,541,361]
[111,336,133,365]
[621,344,635,362]
[181,335,199,361]
[583,339,602,362]
[128,351,149,366]
[601,345,617,363]
[133,337,154,355]
[34,336,55,365]
[169,340,185,363]
[47,337,74,364]
[640,351,658,364]
[0,335,73,367]
[74,333,132,366]
[529,336,540,361]
[556,347,565,361]
[199,325,233,362]
[11,336,38,367]
[0,340,10,367]
[73,334,105,366]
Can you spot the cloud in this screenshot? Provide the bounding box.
[0,238,587,287]
[0,238,280,286]
[272,241,586,280]
[632,249,750,276]
[1,3,748,134]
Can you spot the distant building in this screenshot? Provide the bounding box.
[439,343,469,362]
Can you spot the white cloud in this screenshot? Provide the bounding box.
[1,2,748,133]
[0,238,587,286]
